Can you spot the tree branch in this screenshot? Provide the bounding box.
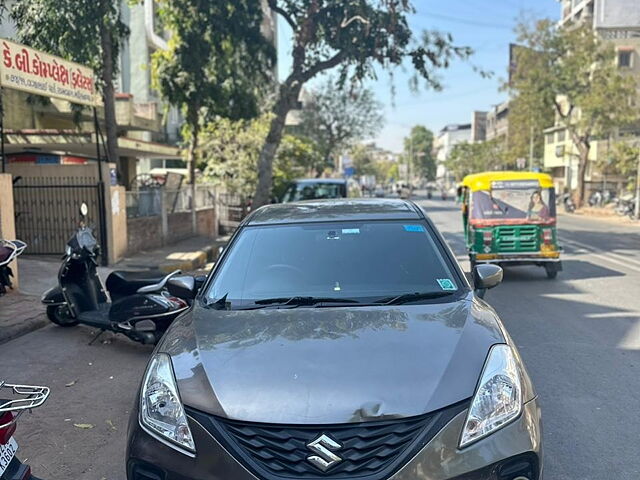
[267,0,296,30]
[301,51,348,82]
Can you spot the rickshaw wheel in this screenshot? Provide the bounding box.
[544,264,558,279]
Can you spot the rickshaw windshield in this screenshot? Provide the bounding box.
[470,180,556,222]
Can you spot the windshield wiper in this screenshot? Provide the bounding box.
[376,291,455,306]
[250,296,361,308]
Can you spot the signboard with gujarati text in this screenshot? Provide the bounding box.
[0,38,96,106]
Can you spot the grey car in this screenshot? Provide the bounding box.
[126,199,542,480]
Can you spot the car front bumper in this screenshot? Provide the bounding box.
[127,397,542,480]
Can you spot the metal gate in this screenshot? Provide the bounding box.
[13,177,106,256]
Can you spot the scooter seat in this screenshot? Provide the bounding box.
[106,270,166,299]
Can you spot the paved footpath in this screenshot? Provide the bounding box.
[0,292,48,345]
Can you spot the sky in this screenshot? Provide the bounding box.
[277,0,560,153]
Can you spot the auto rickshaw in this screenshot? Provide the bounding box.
[460,171,562,279]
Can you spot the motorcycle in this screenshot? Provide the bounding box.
[41,203,190,345]
[615,195,637,219]
[560,193,576,213]
[0,240,27,297]
[0,380,49,480]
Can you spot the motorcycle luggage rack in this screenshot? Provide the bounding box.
[0,381,50,429]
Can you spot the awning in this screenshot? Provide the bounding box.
[4,129,182,160]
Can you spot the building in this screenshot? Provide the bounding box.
[544,0,640,193]
[486,101,510,143]
[434,124,472,188]
[471,111,488,143]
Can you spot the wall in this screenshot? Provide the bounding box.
[196,208,217,238]
[166,212,193,244]
[127,216,163,254]
[0,174,18,288]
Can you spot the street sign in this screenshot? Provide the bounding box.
[344,167,355,177]
[0,39,97,106]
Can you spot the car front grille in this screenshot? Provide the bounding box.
[188,401,469,480]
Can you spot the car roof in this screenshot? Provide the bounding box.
[292,178,347,184]
[245,198,424,226]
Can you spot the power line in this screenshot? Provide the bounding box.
[415,11,514,30]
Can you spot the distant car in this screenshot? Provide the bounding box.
[374,186,385,197]
[280,179,348,203]
[127,199,542,480]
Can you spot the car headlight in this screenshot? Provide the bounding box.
[460,344,522,447]
[140,353,196,454]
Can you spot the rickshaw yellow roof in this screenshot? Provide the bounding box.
[461,171,554,191]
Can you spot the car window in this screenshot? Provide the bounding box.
[206,221,464,308]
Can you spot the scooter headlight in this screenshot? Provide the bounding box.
[65,245,73,257]
[140,353,195,454]
[460,344,522,447]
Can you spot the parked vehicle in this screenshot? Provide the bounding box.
[0,240,26,297]
[41,204,191,345]
[280,179,348,203]
[461,171,562,278]
[615,194,636,219]
[127,198,542,480]
[0,380,49,479]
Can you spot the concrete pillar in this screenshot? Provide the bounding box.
[0,174,18,288]
[109,186,128,263]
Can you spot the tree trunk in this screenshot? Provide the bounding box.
[187,114,200,233]
[575,145,590,208]
[187,115,200,186]
[253,84,301,208]
[98,1,121,180]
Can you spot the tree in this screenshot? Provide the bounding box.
[252,0,474,207]
[151,0,275,189]
[509,19,638,206]
[10,0,129,175]
[445,140,506,181]
[608,142,640,192]
[300,78,384,176]
[403,126,436,181]
[199,115,323,199]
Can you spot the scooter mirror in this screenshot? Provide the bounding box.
[80,203,89,218]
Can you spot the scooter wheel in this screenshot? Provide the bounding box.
[46,305,79,327]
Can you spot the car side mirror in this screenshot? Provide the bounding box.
[168,275,200,300]
[473,264,503,299]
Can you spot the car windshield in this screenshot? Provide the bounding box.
[471,186,556,221]
[205,221,462,309]
[282,182,347,202]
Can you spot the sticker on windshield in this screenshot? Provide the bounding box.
[403,224,425,233]
[437,279,458,291]
[342,228,360,235]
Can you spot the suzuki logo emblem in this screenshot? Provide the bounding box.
[306,434,343,472]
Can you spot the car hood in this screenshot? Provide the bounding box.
[162,296,505,424]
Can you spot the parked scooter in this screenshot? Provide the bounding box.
[0,240,26,297]
[0,380,49,479]
[560,193,576,213]
[41,203,189,345]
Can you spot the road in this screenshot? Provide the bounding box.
[417,197,640,480]
[1,198,639,480]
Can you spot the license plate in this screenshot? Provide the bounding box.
[0,437,18,476]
